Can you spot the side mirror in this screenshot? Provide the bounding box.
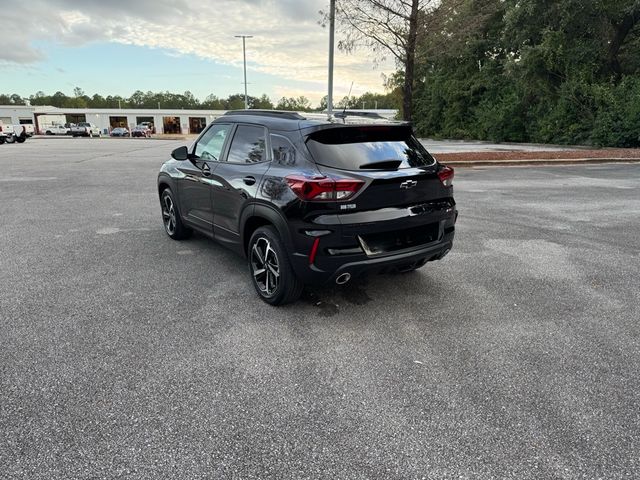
[171,146,189,161]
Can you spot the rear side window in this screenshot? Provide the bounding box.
[306,126,435,171]
[226,125,266,164]
[271,134,298,166]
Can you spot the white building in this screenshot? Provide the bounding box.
[0,105,52,128]
[0,105,227,135]
[0,105,400,135]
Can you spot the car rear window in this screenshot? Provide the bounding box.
[305,126,435,171]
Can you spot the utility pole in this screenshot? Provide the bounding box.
[327,0,336,117]
[235,35,253,109]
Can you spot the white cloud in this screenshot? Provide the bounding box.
[0,0,396,102]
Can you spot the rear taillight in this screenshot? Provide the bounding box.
[438,166,454,187]
[285,175,364,201]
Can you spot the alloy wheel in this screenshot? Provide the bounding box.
[161,194,177,235]
[251,237,280,297]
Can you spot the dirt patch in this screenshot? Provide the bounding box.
[435,148,640,162]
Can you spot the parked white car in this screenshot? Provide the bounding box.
[0,123,28,144]
[44,125,70,135]
[70,122,101,137]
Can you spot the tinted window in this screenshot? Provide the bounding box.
[195,123,231,160]
[226,125,266,164]
[271,134,297,166]
[306,126,435,171]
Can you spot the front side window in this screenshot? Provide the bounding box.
[226,125,266,164]
[194,123,231,161]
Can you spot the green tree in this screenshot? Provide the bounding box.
[326,0,431,121]
[9,94,26,105]
[410,0,640,147]
[275,96,312,111]
[253,94,274,109]
[202,94,225,109]
[225,93,251,110]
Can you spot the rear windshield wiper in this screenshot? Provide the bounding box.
[359,160,402,170]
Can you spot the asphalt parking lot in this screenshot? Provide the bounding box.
[1,138,638,479]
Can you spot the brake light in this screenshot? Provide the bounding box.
[285,175,364,201]
[438,166,454,187]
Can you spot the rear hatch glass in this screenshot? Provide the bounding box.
[305,125,435,171]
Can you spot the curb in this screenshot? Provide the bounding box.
[420,138,594,151]
[30,135,193,141]
[444,158,640,167]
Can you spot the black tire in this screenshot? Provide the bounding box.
[46,131,52,135]
[248,226,303,305]
[5,135,15,144]
[0,137,5,145]
[16,135,26,143]
[160,188,191,240]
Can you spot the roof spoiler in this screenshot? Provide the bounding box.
[306,123,414,144]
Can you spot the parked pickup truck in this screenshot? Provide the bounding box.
[70,122,101,137]
[44,125,70,135]
[0,123,29,144]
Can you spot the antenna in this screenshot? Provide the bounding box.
[341,81,354,122]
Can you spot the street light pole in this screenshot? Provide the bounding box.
[235,35,253,109]
[327,0,336,117]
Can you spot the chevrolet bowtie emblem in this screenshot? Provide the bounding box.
[400,180,418,189]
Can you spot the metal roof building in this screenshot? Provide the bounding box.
[0,105,227,135]
[0,105,399,135]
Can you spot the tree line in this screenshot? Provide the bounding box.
[7,1,638,146]
[0,89,399,113]
[333,0,640,147]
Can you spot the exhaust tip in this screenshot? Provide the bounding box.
[335,273,351,285]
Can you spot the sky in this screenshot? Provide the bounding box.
[0,0,397,106]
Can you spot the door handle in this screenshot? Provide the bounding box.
[243,176,256,186]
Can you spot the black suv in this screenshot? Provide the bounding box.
[157,111,457,305]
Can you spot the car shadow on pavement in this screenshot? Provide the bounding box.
[301,280,373,317]
[174,231,445,317]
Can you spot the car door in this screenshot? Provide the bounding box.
[210,124,271,246]
[177,123,232,232]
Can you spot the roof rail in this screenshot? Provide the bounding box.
[223,110,306,120]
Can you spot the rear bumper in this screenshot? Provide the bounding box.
[284,197,457,286]
[290,231,454,286]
